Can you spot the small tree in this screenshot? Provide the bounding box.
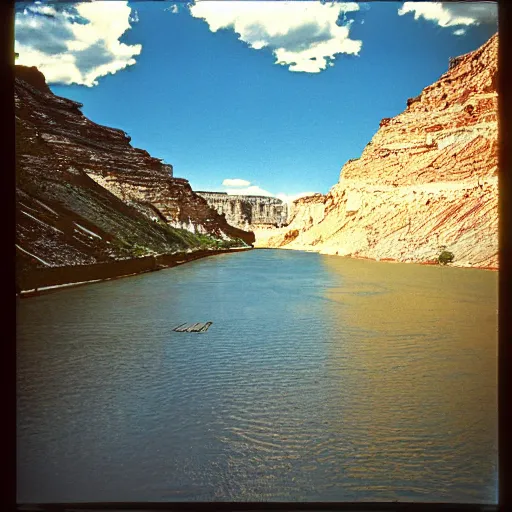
[438,250,455,265]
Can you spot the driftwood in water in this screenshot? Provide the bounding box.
[199,322,212,332]
[173,322,213,333]
[186,323,201,332]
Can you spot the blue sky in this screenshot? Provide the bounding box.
[15,1,498,201]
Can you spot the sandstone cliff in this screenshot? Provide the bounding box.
[255,34,498,269]
[16,65,254,288]
[196,192,287,230]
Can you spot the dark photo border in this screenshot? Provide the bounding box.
[6,0,511,510]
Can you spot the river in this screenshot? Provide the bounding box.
[16,249,498,503]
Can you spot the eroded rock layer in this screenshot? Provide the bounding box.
[196,192,288,230]
[255,34,498,269]
[16,65,254,284]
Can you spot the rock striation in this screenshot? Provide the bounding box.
[255,33,498,269]
[196,191,288,230]
[15,65,254,288]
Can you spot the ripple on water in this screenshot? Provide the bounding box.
[16,250,498,503]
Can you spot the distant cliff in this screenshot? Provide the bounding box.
[255,194,326,248]
[196,192,288,230]
[15,65,254,290]
[255,33,498,269]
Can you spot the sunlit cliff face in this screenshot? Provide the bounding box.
[254,33,498,270]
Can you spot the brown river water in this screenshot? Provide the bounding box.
[16,249,498,503]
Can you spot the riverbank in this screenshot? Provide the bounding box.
[17,246,251,298]
[254,246,498,271]
[345,252,498,271]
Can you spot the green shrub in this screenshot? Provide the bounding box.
[438,250,455,265]
[132,244,148,257]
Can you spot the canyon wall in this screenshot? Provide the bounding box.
[15,65,254,288]
[255,33,498,269]
[196,192,288,230]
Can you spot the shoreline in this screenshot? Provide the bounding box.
[17,246,252,299]
[254,246,498,271]
[17,244,497,300]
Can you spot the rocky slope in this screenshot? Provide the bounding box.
[255,34,498,269]
[16,65,254,289]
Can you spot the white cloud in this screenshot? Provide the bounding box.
[15,1,142,87]
[225,185,274,197]
[221,178,318,201]
[275,192,318,205]
[398,2,498,30]
[188,0,362,73]
[222,178,251,187]
[165,4,179,14]
[453,28,466,36]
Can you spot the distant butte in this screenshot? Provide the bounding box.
[196,191,288,230]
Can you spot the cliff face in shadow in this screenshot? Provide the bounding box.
[15,65,254,288]
[255,34,498,269]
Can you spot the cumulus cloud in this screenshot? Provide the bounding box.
[221,178,271,196]
[225,185,274,196]
[15,1,142,87]
[220,178,316,201]
[222,178,251,187]
[398,2,498,31]
[188,0,362,73]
